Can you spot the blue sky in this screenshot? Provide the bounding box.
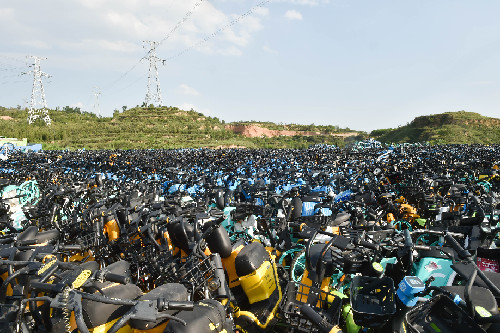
[1,0,499,131]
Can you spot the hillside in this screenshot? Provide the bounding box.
[225,122,358,139]
[371,111,500,144]
[0,106,354,150]
[2,107,498,149]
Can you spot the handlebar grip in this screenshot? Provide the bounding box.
[16,239,37,246]
[403,229,412,248]
[103,272,131,285]
[213,215,226,226]
[157,299,194,311]
[30,282,63,294]
[444,234,471,260]
[300,304,335,333]
[357,240,379,251]
[139,225,149,234]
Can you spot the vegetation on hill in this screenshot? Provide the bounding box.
[370,111,500,144]
[0,106,349,150]
[1,107,497,149]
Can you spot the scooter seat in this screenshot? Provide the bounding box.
[452,263,500,297]
[17,226,38,241]
[16,226,59,245]
[35,229,60,244]
[81,283,143,329]
[330,212,351,227]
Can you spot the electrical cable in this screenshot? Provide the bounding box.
[100,0,270,98]
[101,0,206,93]
[165,0,271,61]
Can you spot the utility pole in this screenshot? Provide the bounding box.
[93,87,101,117]
[24,56,51,125]
[142,41,165,107]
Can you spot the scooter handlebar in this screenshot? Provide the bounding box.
[157,299,194,311]
[354,239,379,251]
[444,233,471,260]
[300,304,340,333]
[403,229,412,248]
[30,282,63,294]
[102,272,131,285]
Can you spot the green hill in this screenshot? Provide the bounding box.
[370,111,500,144]
[0,106,350,149]
[1,107,498,149]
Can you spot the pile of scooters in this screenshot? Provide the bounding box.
[0,144,499,333]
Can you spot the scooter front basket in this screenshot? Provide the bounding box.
[405,294,485,333]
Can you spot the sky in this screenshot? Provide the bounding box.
[1,0,500,132]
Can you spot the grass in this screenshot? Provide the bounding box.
[0,106,351,149]
[370,111,500,144]
[2,107,497,149]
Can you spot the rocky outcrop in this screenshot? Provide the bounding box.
[225,124,357,138]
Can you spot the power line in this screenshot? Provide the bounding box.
[0,54,25,62]
[165,0,271,61]
[158,0,206,46]
[0,80,28,86]
[98,0,270,105]
[101,0,206,94]
[0,57,30,82]
[106,75,145,97]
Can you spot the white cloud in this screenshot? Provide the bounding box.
[18,40,51,50]
[276,0,330,5]
[0,7,15,19]
[285,10,303,21]
[254,7,270,17]
[64,39,140,53]
[470,81,494,86]
[5,1,268,58]
[106,11,149,35]
[98,40,140,53]
[218,45,243,56]
[177,84,199,96]
[179,103,211,116]
[263,45,278,55]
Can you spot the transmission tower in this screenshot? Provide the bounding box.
[142,41,165,107]
[24,56,51,125]
[93,87,101,117]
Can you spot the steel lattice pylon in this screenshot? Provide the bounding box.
[93,87,101,118]
[25,56,51,125]
[143,41,165,107]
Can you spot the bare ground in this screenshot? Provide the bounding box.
[225,124,358,138]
